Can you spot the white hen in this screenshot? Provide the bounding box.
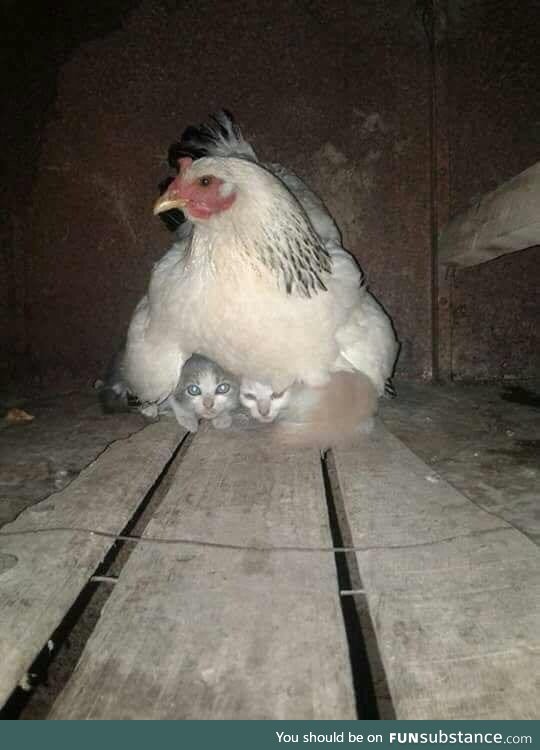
[124,112,398,414]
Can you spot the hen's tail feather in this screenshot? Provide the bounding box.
[384,378,397,399]
[168,110,257,166]
[97,382,130,413]
[272,371,378,450]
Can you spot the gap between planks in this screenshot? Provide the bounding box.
[331,421,540,720]
[50,426,359,720]
[0,420,185,711]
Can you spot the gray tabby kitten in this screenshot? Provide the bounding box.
[161,354,239,432]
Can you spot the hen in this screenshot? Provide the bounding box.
[124,112,398,417]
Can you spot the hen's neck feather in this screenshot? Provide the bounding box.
[187,162,332,298]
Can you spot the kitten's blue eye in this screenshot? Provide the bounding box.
[186,384,201,396]
[215,383,230,394]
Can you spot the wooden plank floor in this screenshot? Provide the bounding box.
[333,423,540,719]
[3,415,537,719]
[51,426,356,719]
[0,420,183,708]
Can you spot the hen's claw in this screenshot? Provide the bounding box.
[140,403,159,420]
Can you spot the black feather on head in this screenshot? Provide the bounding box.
[168,109,241,166]
[159,110,241,231]
[168,134,208,165]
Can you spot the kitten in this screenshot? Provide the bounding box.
[240,372,378,449]
[239,379,291,423]
[161,354,239,432]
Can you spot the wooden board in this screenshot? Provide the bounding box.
[51,426,356,719]
[332,422,540,719]
[439,161,540,267]
[429,0,453,382]
[0,420,183,709]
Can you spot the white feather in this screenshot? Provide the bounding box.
[125,125,398,405]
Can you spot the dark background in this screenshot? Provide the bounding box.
[1,0,539,386]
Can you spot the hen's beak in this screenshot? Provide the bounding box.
[153,192,187,216]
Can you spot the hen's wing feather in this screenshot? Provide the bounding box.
[124,238,192,404]
[266,163,342,249]
[333,292,399,395]
[265,162,396,394]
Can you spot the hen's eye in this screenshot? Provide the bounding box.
[199,176,213,187]
[215,383,230,394]
[186,384,201,396]
[242,393,255,400]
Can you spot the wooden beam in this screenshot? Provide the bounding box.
[0,420,183,709]
[439,161,540,268]
[332,423,540,719]
[51,427,356,720]
[424,0,452,381]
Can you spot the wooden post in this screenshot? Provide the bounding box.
[422,0,452,381]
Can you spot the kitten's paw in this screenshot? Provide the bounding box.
[164,395,199,432]
[184,417,199,432]
[172,413,198,432]
[212,414,233,429]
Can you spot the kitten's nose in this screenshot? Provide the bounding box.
[203,396,214,409]
[259,401,270,417]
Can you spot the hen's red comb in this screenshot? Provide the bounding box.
[178,156,193,173]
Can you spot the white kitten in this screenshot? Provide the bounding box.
[239,379,291,423]
[241,372,378,449]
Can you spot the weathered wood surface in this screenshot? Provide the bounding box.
[429,0,453,382]
[0,420,183,709]
[439,161,540,267]
[52,426,356,720]
[333,422,540,719]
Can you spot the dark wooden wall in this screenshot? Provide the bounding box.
[447,1,540,381]
[1,0,539,386]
